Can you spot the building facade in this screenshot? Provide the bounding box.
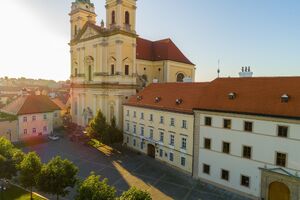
[69,0,195,128]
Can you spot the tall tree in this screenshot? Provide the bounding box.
[76,172,116,200]
[38,156,78,200]
[19,152,42,200]
[86,110,108,141]
[119,187,152,200]
[108,116,123,144]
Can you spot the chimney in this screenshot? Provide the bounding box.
[239,66,253,78]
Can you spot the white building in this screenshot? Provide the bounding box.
[193,77,300,200]
[0,95,61,140]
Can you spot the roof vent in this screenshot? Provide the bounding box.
[137,95,143,101]
[281,94,289,103]
[228,92,236,100]
[239,66,253,78]
[155,97,161,103]
[176,98,183,105]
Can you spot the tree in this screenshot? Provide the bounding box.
[119,187,152,200]
[38,156,78,200]
[19,152,42,200]
[76,172,116,200]
[86,110,108,141]
[108,117,123,144]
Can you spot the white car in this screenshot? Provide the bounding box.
[48,135,60,141]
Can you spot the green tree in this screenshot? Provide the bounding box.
[86,110,108,141]
[119,187,152,200]
[108,117,123,144]
[19,152,42,200]
[76,172,116,200]
[37,156,78,200]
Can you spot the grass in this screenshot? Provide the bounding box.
[2,185,46,200]
[87,138,104,148]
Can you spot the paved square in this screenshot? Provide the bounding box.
[22,136,253,200]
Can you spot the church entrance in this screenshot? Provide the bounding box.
[268,182,290,200]
[147,144,155,158]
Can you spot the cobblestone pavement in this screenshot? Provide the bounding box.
[22,136,253,200]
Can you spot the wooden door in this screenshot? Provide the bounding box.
[268,182,290,200]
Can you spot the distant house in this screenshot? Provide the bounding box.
[0,95,61,140]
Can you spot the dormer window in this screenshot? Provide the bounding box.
[137,95,142,101]
[281,94,289,103]
[155,97,161,103]
[228,92,236,100]
[176,98,183,105]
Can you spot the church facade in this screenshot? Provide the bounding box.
[69,0,195,128]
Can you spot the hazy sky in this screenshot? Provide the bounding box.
[0,0,299,81]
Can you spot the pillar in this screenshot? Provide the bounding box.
[116,39,123,75]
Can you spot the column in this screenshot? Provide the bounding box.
[102,42,108,74]
[81,47,86,76]
[116,2,122,28]
[116,39,123,75]
[132,43,137,75]
[77,48,81,74]
[93,44,98,74]
[70,50,73,77]
[98,44,103,73]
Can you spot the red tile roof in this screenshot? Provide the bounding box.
[125,82,209,114]
[1,95,61,115]
[136,37,194,65]
[125,77,300,119]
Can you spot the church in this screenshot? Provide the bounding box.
[69,0,196,127]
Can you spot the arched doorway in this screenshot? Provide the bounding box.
[176,73,185,82]
[147,144,155,158]
[268,182,290,200]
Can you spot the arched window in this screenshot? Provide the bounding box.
[125,65,129,75]
[112,11,116,24]
[88,65,92,81]
[111,64,115,75]
[125,11,130,24]
[176,73,185,82]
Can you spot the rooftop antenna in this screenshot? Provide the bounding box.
[217,59,221,78]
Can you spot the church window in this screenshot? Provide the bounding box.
[112,11,116,24]
[111,64,115,75]
[88,65,92,81]
[75,68,78,77]
[176,73,185,82]
[125,11,130,24]
[125,65,129,75]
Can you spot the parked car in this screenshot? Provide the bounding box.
[48,135,59,141]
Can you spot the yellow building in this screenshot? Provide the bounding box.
[69,0,195,128]
[123,83,207,174]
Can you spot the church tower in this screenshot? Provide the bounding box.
[69,0,97,39]
[105,0,137,33]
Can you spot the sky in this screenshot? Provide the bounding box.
[0,0,299,81]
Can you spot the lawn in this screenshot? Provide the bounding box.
[2,185,46,200]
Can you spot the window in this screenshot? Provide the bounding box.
[43,126,47,132]
[170,135,175,146]
[32,128,36,134]
[133,139,136,147]
[149,114,153,121]
[169,152,174,161]
[23,117,27,122]
[149,129,153,139]
[126,110,129,116]
[112,11,116,24]
[133,111,136,118]
[276,152,287,167]
[181,138,187,150]
[140,127,144,136]
[125,11,130,24]
[111,64,115,75]
[241,175,250,187]
[170,118,175,126]
[204,138,211,149]
[32,116,36,121]
[176,73,185,82]
[223,119,231,129]
[43,114,47,120]
[126,123,129,131]
[159,132,164,142]
[182,120,187,129]
[205,117,212,126]
[221,169,229,181]
[278,126,288,138]
[24,129,27,135]
[243,146,252,159]
[181,157,186,166]
[222,142,230,154]
[88,65,92,81]
[133,125,136,134]
[125,65,129,75]
[160,116,164,124]
[203,164,210,174]
[140,113,144,120]
[244,121,253,132]
[141,142,144,150]
[159,149,163,157]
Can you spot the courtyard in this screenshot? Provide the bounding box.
[22,134,252,200]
